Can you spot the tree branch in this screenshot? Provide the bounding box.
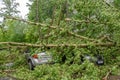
[0,42,115,48]
[102,70,111,80]
[5,16,98,42]
[65,18,110,26]
[0,70,15,73]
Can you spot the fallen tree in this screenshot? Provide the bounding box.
[0,42,116,48]
[5,16,99,42]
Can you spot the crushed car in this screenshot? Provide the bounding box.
[81,54,104,65]
[25,51,104,70]
[25,52,53,70]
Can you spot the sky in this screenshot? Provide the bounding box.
[0,0,29,18]
[16,0,29,18]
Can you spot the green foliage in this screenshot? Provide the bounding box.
[0,46,120,80]
[114,0,120,9]
[0,0,120,80]
[26,0,120,44]
[24,25,39,43]
[0,20,26,42]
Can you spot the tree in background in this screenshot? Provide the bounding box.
[0,0,20,16]
[26,0,120,43]
[0,0,26,42]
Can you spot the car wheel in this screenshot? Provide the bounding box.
[28,60,34,70]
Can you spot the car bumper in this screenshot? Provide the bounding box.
[32,58,52,66]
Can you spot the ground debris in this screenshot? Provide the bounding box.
[0,77,16,80]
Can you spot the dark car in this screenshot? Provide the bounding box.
[82,54,104,65]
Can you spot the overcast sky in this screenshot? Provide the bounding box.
[0,0,29,18]
[16,0,29,18]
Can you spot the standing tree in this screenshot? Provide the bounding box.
[0,0,26,42]
[0,0,20,16]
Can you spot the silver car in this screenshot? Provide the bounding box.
[25,52,52,70]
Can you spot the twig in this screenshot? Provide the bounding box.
[67,31,96,42]
[0,70,22,80]
[0,70,15,73]
[99,35,113,42]
[102,70,111,80]
[65,18,110,26]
